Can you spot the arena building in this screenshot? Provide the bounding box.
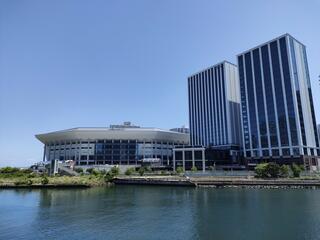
[35,122,189,166]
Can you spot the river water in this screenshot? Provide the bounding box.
[1,186,320,240]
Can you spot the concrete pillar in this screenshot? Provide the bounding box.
[192,149,195,167]
[182,150,185,171]
[43,145,46,162]
[173,149,176,171]
[87,140,89,165]
[202,149,205,172]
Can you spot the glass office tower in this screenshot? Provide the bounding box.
[188,61,241,153]
[238,34,320,168]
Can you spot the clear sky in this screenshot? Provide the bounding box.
[0,0,319,167]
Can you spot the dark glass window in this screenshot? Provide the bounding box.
[262,150,269,157]
[253,49,268,148]
[221,64,227,144]
[270,40,289,146]
[272,149,279,156]
[292,148,300,156]
[238,56,250,149]
[246,151,251,157]
[261,45,278,147]
[279,37,298,146]
[208,68,213,145]
[215,66,221,145]
[282,148,290,156]
[245,52,258,148]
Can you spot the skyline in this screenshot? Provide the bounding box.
[1,0,320,167]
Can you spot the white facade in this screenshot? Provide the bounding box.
[36,127,189,166]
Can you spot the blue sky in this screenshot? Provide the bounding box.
[0,0,319,167]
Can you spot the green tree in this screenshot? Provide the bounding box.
[176,166,184,174]
[279,165,290,178]
[86,168,94,174]
[191,166,198,172]
[138,167,145,176]
[265,162,281,178]
[74,168,83,173]
[291,164,304,178]
[254,163,269,178]
[110,166,120,176]
[104,172,114,182]
[41,176,49,185]
[125,167,135,176]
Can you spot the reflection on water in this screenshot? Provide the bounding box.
[1,186,320,240]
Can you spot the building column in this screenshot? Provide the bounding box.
[182,150,185,171]
[202,149,205,172]
[173,149,176,171]
[192,149,195,167]
[87,140,89,165]
[43,145,46,162]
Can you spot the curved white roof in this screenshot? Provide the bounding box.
[35,127,190,144]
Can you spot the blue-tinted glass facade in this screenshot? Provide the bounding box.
[245,52,259,149]
[253,48,268,148]
[238,56,250,149]
[188,62,239,148]
[261,45,278,147]
[270,40,289,147]
[239,34,320,164]
[279,37,298,146]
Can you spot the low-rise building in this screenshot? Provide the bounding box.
[36,123,189,167]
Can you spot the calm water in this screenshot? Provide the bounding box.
[1,186,320,240]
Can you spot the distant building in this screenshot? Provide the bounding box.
[170,126,190,134]
[188,61,241,148]
[109,121,140,129]
[36,123,189,167]
[174,61,242,170]
[238,34,319,168]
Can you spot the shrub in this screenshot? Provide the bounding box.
[0,167,32,178]
[14,178,28,185]
[265,162,281,178]
[0,167,20,174]
[138,167,145,176]
[104,172,114,182]
[74,168,83,173]
[27,172,37,178]
[176,166,184,174]
[291,164,304,178]
[279,165,290,178]
[86,168,94,174]
[125,168,135,176]
[41,176,49,185]
[254,162,281,178]
[110,166,120,176]
[92,169,100,176]
[191,166,198,172]
[254,163,269,178]
[26,179,33,185]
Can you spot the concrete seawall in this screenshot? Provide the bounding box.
[114,176,320,188]
[113,176,195,187]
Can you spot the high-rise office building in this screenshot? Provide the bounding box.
[237,34,319,167]
[188,61,241,149]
